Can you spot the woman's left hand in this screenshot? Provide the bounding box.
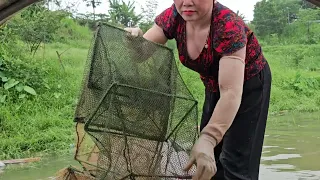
[183,134,217,180]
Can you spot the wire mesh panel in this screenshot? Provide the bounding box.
[73,22,199,180]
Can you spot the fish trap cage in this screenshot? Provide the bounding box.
[69,22,199,180]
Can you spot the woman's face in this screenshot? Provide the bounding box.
[174,0,214,21]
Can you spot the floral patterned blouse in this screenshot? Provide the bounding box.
[154,2,267,92]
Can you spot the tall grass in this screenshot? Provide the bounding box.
[262,45,320,113]
[0,43,89,160]
[176,44,320,115]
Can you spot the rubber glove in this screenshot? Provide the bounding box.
[124,27,143,37]
[183,133,217,180]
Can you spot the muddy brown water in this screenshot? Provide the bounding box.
[1,113,320,180]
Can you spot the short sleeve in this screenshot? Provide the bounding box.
[213,10,247,56]
[154,4,178,40]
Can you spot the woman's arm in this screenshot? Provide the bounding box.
[126,24,169,62]
[125,4,177,62]
[201,47,246,144]
[183,47,246,179]
[143,24,169,45]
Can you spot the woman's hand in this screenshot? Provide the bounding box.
[183,134,217,180]
[123,25,168,62]
[124,27,144,37]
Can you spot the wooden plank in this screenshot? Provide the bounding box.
[2,157,41,164]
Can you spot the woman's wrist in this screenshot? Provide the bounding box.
[200,131,218,147]
[201,95,241,145]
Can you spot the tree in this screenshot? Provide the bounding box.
[252,0,279,36]
[83,0,102,21]
[46,0,79,15]
[236,10,246,21]
[139,0,158,33]
[8,3,66,55]
[108,0,143,27]
[252,0,300,37]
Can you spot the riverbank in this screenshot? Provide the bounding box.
[1,42,320,160]
[1,111,319,180]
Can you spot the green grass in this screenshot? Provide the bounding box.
[263,45,320,113]
[176,44,320,116]
[0,43,89,160]
[1,35,320,160]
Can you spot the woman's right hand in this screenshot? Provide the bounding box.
[123,25,166,62]
[124,24,168,45]
[124,27,143,37]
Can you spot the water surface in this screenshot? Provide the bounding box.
[1,112,320,180]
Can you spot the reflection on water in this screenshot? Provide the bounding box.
[261,154,302,161]
[0,154,79,180]
[1,113,320,180]
[260,165,320,180]
[259,112,320,180]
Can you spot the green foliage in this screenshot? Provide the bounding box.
[0,2,92,105]
[73,0,157,31]
[252,0,320,45]
[54,17,93,44]
[252,0,300,37]
[0,1,92,105]
[0,58,39,103]
[83,0,102,21]
[236,10,246,20]
[139,0,158,32]
[0,42,87,160]
[73,13,99,30]
[262,44,320,69]
[108,0,143,27]
[260,44,320,113]
[286,72,320,95]
[0,21,46,103]
[281,8,320,44]
[7,4,68,55]
[0,25,21,55]
[0,43,47,103]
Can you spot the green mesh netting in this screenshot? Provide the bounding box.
[72,22,199,180]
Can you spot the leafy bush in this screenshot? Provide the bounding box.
[54,17,93,43]
[284,72,320,96]
[0,14,49,103]
[7,4,67,55]
[0,44,48,103]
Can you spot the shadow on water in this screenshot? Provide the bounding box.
[1,112,320,180]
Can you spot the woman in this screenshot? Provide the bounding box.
[125,0,272,179]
